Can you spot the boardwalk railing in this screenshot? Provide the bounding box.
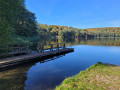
[0,43,66,57]
[9,46,31,54]
[0,46,31,58]
[38,43,66,52]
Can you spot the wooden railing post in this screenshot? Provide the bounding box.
[57,43,59,50]
[50,44,53,51]
[42,46,44,52]
[39,45,44,52]
[63,43,66,49]
[39,46,41,52]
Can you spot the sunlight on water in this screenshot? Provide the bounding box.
[0,38,120,90]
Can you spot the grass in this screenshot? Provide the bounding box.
[55,62,120,90]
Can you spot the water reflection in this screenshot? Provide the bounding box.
[0,64,33,90]
[63,38,120,46]
[0,52,72,90]
[0,38,120,90]
[40,54,65,63]
[32,38,120,50]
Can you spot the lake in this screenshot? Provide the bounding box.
[0,38,120,90]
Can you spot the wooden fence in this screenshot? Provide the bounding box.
[0,46,31,58]
[0,43,66,58]
[38,43,66,52]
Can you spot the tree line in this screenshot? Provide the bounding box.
[37,24,120,39]
[1,0,120,47]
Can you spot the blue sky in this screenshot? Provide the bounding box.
[25,0,120,29]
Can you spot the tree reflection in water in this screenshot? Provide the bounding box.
[0,38,120,90]
[0,52,69,90]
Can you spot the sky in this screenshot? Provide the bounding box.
[25,0,120,29]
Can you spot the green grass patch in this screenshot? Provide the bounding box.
[56,62,120,90]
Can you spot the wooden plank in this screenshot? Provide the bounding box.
[0,48,74,69]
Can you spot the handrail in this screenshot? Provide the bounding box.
[38,43,66,52]
[0,46,31,57]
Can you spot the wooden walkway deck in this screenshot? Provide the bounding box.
[0,48,74,69]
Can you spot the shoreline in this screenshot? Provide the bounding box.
[56,62,120,90]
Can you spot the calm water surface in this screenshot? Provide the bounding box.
[0,38,120,90]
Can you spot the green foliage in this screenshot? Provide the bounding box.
[36,24,51,38]
[0,0,120,53]
[0,0,38,55]
[37,24,120,39]
[0,0,37,47]
[15,8,37,37]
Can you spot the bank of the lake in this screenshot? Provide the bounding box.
[56,62,120,90]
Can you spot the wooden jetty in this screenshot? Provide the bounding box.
[0,43,74,69]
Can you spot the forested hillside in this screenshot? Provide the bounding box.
[0,0,120,47]
[37,24,120,38]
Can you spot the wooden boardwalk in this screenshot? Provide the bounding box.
[0,48,74,69]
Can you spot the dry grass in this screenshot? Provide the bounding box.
[56,62,120,90]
